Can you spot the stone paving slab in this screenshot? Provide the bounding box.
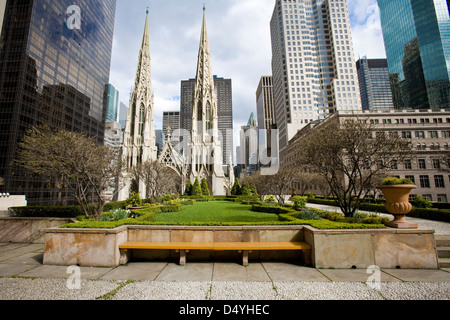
[263,262,331,282]
[100,262,167,281]
[18,265,113,280]
[319,268,401,282]
[155,263,214,281]
[212,262,270,282]
[0,264,37,277]
[1,243,450,284]
[381,269,450,282]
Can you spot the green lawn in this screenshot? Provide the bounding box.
[156,201,280,224]
[60,200,387,229]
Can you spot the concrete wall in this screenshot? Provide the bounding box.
[0,196,27,216]
[0,217,75,244]
[305,228,439,269]
[41,225,439,269]
[43,226,128,267]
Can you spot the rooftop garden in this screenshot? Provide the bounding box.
[58,195,389,230]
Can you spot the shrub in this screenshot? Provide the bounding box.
[8,206,84,218]
[161,194,173,202]
[184,180,193,196]
[201,179,210,196]
[159,202,183,213]
[381,177,415,185]
[100,209,130,221]
[290,195,307,210]
[319,210,345,222]
[136,212,157,222]
[293,208,321,220]
[126,192,143,207]
[411,195,432,209]
[251,204,293,215]
[360,215,390,225]
[103,201,128,211]
[231,178,242,196]
[180,199,196,205]
[192,178,202,197]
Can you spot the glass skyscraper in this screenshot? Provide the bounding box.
[356,57,394,111]
[106,84,119,122]
[378,0,450,110]
[270,0,362,165]
[180,76,233,165]
[0,0,116,205]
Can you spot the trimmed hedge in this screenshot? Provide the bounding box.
[278,213,386,229]
[308,198,450,223]
[251,204,293,215]
[9,206,84,218]
[160,203,184,213]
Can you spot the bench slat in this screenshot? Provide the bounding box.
[119,241,311,251]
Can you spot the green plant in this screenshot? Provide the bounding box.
[290,195,307,210]
[231,178,242,196]
[191,178,202,197]
[161,194,173,202]
[411,195,432,209]
[100,208,130,222]
[126,192,143,208]
[112,208,130,221]
[381,177,415,186]
[201,179,210,196]
[184,180,193,196]
[319,210,345,222]
[294,208,321,220]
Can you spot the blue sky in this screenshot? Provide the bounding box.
[109,0,386,134]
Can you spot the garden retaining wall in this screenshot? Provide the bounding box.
[0,217,76,244]
[42,225,439,269]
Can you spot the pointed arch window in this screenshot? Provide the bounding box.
[139,105,145,136]
[205,102,212,132]
[197,102,203,135]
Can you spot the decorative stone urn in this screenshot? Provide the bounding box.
[378,184,418,229]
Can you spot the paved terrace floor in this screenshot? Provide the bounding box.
[0,242,449,300]
[0,203,449,300]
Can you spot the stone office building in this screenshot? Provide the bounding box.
[284,109,450,202]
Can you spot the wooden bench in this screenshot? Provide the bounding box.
[119,241,312,266]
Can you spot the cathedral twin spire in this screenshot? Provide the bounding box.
[121,7,226,197]
[122,9,156,171]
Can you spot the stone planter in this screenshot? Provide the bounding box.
[379,184,417,229]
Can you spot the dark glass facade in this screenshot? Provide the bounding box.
[378,0,450,110]
[356,58,394,111]
[0,0,116,205]
[180,76,233,165]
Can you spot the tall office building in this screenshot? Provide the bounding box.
[0,1,6,36]
[0,0,116,205]
[118,102,128,131]
[356,57,395,111]
[378,0,450,110]
[238,113,259,177]
[180,76,233,165]
[270,0,361,165]
[106,84,119,122]
[256,76,276,160]
[162,111,180,143]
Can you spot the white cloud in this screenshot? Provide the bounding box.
[109,0,388,152]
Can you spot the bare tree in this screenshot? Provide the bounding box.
[250,167,301,205]
[269,167,302,205]
[15,127,123,220]
[132,160,181,202]
[298,117,412,217]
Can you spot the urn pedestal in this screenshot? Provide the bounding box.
[379,185,418,229]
